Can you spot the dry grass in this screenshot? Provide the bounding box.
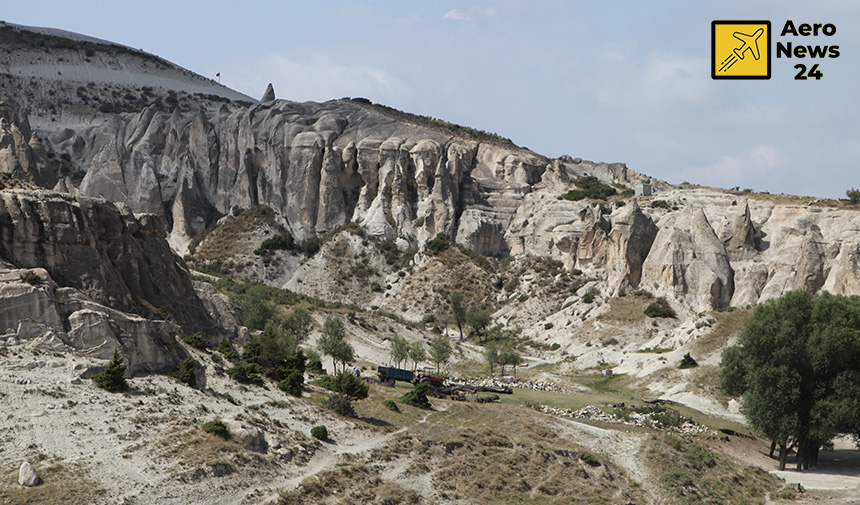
[646,434,780,504]
[0,462,106,505]
[279,462,424,504]
[692,308,752,356]
[595,297,651,323]
[189,205,283,264]
[155,425,271,471]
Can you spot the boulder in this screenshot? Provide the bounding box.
[18,461,40,487]
[224,420,267,451]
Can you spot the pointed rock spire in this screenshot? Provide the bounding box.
[261,83,275,103]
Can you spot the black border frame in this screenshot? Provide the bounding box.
[712,20,771,80]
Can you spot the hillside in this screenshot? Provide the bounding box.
[1,21,860,505]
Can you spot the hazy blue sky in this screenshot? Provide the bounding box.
[4,1,859,198]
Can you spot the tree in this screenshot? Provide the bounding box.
[283,308,313,345]
[231,285,277,331]
[409,341,426,371]
[466,308,493,342]
[484,344,500,376]
[93,350,129,392]
[847,187,860,204]
[720,291,860,471]
[428,334,452,374]
[318,317,354,373]
[448,291,466,339]
[390,335,410,369]
[498,341,521,377]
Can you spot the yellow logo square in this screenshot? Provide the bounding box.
[712,21,771,79]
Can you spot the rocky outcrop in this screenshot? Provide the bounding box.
[0,261,190,375]
[641,207,734,312]
[0,189,215,331]
[261,83,276,103]
[719,200,758,261]
[605,201,658,294]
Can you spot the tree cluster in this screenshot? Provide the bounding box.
[721,291,860,470]
[317,317,355,373]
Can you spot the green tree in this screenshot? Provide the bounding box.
[390,335,410,369]
[408,341,426,372]
[720,291,860,471]
[93,350,129,392]
[428,334,452,374]
[231,285,277,331]
[318,317,354,373]
[283,308,313,345]
[466,308,493,342]
[448,291,466,339]
[484,344,500,376]
[498,341,522,377]
[847,187,860,204]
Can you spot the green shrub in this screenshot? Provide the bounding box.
[181,333,209,350]
[168,358,199,387]
[226,364,264,385]
[311,425,328,440]
[278,369,304,397]
[311,375,336,390]
[561,176,617,201]
[306,356,324,375]
[679,353,698,369]
[254,233,296,255]
[426,233,451,254]
[327,394,356,417]
[384,399,400,412]
[401,382,432,409]
[201,419,230,440]
[301,238,322,256]
[644,299,676,318]
[847,187,860,204]
[93,350,128,392]
[550,343,561,351]
[314,372,369,399]
[544,322,554,330]
[371,283,383,293]
[19,270,40,285]
[579,451,601,467]
[582,291,596,303]
[651,200,671,210]
[216,339,241,362]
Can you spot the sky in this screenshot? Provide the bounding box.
[4,1,859,199]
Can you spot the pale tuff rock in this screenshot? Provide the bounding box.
[575,205,611,271]
[0,189,214,331]
[225,420,267,451]
[605,200,658,294]
[641,207,734,312]
[18,461,40,487]
[718,200,758,261]
[261,83,276,103]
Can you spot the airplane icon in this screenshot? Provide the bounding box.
[733,28,764,60]
[719,28,764,72]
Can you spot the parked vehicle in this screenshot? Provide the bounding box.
[377,366,413,385]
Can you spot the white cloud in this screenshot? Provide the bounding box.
[443,7,496,22]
